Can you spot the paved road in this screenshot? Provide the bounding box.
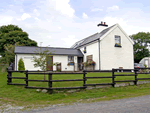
[24,95,150,113]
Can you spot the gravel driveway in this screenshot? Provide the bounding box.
[23,95,150,113]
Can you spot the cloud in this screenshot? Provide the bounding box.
[58,27,62,29]
[108,5,119,11]
[91,8,103,12]
[21,13,31,20]
[46,0,75,18]
[0,15,13,25]
[34,17,40,21]
[33,9,40,16]
[61,35,79,47]
[82,13,88,19]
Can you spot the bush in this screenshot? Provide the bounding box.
[144,64,147,68]
[18,58,25,71]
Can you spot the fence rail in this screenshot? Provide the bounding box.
[24,71,87,94]
[7,68,150,94]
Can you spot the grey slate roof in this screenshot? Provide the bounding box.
[71,24,116,48]
[15,46,84,57]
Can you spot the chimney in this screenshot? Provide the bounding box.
[97,21,108,33]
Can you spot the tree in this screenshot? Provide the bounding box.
[0,42,23,64]
[32,45,53,80]
[0,24,37,57]
[130,32,150,63]
[18,58,25,71]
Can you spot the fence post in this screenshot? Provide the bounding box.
[134,69,138,85]
[10,71,12,83]
[48,73,53,94]
[83,70,87,88]
[7,68,12,84]
[25,70,28,88]
[7,68,10,84]
[112,68,115,87]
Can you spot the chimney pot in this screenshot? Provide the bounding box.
[97,21,108,33]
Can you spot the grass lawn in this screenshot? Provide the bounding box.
[1,70,150,110]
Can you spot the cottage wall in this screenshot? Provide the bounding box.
[78,41,99,70]
[15,54,78,71]
[100,26,134,70]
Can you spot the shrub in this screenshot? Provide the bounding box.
[18,58,25,71]
[144,64,147,68]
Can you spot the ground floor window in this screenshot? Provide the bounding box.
[68,56,74,65]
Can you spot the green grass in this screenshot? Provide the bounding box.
[1,71,150,110]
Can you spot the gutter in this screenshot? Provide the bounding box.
[15,54,17,71]
[98,39,101,70]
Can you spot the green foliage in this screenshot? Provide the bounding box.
[144,64,147,68]
[130,32,150,63]
[0,24,37,57]
[18,58,25,71]
[0,42,23,64]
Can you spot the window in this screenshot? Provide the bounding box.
[87,55,93,62]
[115,35,121,47]
[68,56,74,65]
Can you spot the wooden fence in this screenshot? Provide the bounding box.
[7,68,150,94]
[25,71,87,94]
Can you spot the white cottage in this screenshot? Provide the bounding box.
[14,22,134,71]
[71,22,134,70]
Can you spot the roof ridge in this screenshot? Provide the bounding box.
[15,46,77,50]
[71,24,116,48]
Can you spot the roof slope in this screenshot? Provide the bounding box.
[71,24,116,48]
[15,46,84,57]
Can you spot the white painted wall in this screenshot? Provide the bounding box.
[100,26,134,70]
[79,41,99,70]
[53,55,78,71]
[15,54,78,71]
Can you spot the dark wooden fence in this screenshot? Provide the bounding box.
[83,70,115,87]
[7,70,27,86]
[7,68,150,94]
[25,71,87,94]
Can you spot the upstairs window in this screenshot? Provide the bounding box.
[115,35,121,47]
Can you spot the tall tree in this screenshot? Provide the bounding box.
[0,24,37,57]
[130,32,150,63]
[0,42,23,64]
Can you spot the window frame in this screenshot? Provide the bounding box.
[115,35,121,47]
[68,56,74,65]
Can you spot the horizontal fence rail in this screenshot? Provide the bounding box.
[24,71,87,94]
[7,68,150,94]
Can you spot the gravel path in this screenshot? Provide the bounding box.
[23,95,150,113]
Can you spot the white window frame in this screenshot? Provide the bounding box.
[115,35,121,44]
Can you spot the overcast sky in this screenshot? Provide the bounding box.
[0,0,150,47]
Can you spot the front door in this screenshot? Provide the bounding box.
[47,56,53,71]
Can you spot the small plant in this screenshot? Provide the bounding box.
[115,43,121,47]
[18,58,25,71]
[83,50,86,53]
[68,62,74,65]
[144,64,147,68]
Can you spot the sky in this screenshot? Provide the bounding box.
[0,0,150,47]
